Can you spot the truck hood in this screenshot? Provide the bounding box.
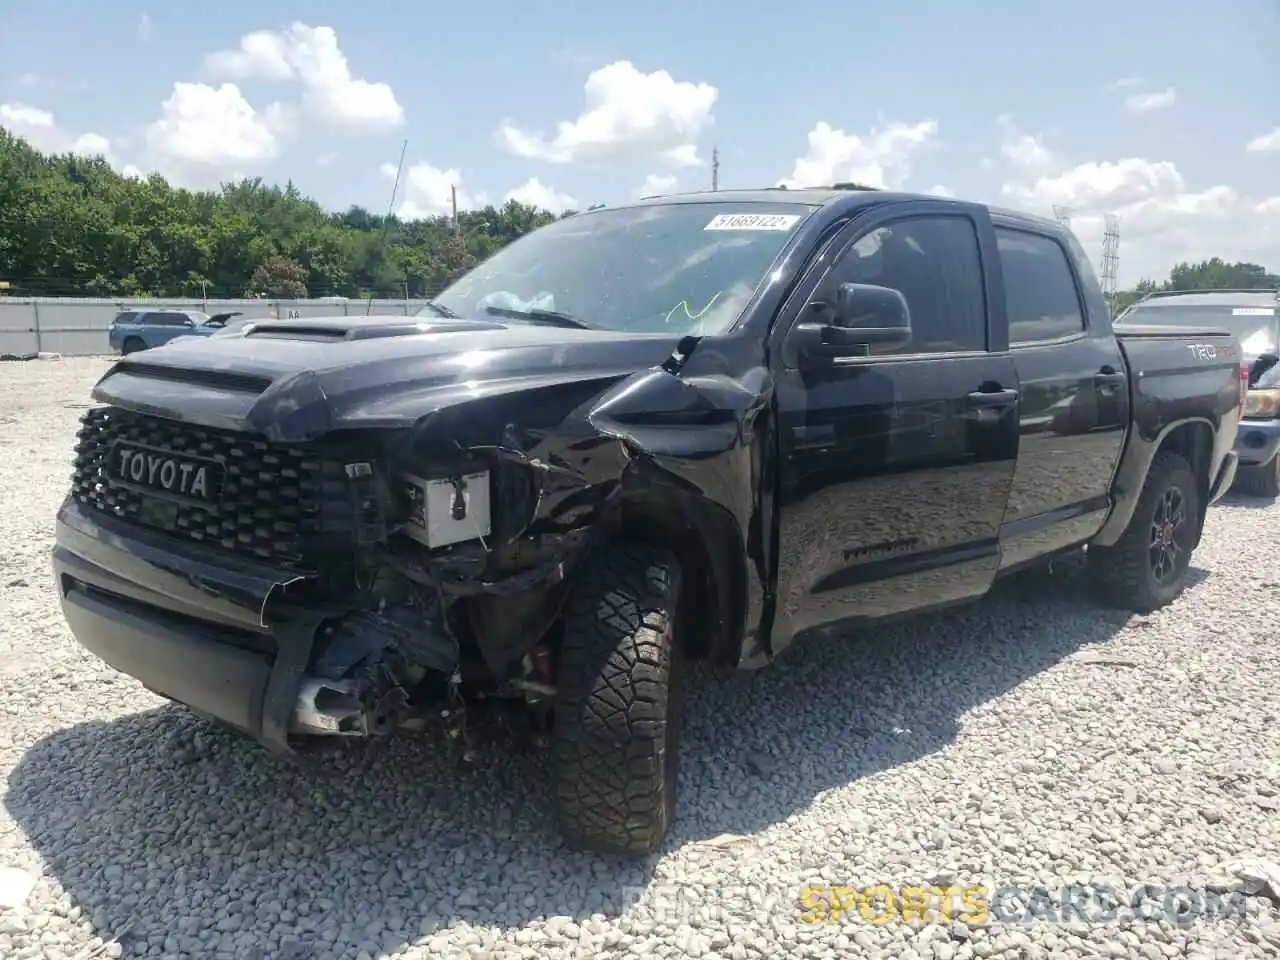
[90,314,686,441]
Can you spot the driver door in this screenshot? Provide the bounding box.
[768,204,1020,648]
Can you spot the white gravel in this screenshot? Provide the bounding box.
[2,355,1280,960]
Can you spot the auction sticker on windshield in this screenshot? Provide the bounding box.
[1233,307,1276,316]
[704,213,802,231]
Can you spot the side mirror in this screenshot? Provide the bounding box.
[787,282,913,364]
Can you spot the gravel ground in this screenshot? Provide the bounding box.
[1,355,1279,960]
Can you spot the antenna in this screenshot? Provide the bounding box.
[368,138,408,315]
[711,146,719,192]
[1101,213,1121,307]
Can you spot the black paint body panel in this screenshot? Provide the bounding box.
[53,189,1244,706]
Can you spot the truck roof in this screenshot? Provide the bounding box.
[1131,289,1280,308]
[620,186,1065,234]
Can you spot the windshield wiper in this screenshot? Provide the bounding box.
[420,300,461,319]
[483,305,595,330]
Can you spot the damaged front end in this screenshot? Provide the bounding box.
[265,413,610,747]
[67,327,771,752]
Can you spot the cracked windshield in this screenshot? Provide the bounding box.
[0,2,1276,960]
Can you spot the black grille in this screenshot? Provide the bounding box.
[70,406,352,570]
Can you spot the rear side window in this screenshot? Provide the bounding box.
[112,312,137,325]
[151,311,192,326]
[996,228,1087,344]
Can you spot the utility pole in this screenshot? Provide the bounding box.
[711,146,720,192]
[451,185,459,233]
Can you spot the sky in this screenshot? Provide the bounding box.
[1,0,1277,288]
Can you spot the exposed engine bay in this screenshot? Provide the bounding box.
[277,427,595,746]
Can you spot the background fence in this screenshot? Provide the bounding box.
[0,297,433,357]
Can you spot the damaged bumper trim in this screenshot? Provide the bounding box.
[52,500,331,754]
[53,499,455,751]
[57,576,274,737]
[52,561,323,755]
[54,500,313,633]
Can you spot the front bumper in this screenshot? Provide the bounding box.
[1234,418,1280,468]
[51,499,323,752]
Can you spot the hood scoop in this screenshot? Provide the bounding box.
[241,318,507,342]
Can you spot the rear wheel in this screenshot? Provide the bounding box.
[121,337,146,355]
[1233,454,1280,499]
[1088,450,1199,613]
[552,544,685,856]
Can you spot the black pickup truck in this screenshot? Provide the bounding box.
[53,188,1245,856]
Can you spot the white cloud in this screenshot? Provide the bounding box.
[634,173,679,198]
[497,60,717,168]
[383,160,489,220]
[996,116,1279,285]
[142,82,279,187]
[1125,86,1176,114]
[205,30,295,81]
[1111,77,1144,89]
[1246,128,1280,154]
[132,23,401,184]
[778,118,938,190]
[0,102,117,163]
[995,113,1054,175]
[926,184,955,198]
[138,13,152,43]
[205,23,404,133]
[504,177,576,213]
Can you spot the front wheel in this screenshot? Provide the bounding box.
[1233,454,1280,499]
[552,544,685,856]
[1088,450,1199,613]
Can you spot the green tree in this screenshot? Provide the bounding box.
[245,255,310,298]
[0,131,576,300]
[1113,259,1279,315]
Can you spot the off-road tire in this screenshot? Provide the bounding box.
[552,544,685,856]
[121,337,146,355]
[1088,450,1199,614]
[1233,455,1280,499]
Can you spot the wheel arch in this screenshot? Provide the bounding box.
[1152,420,1215,548]
[1093,416,1216,549]
[592,481,749,669]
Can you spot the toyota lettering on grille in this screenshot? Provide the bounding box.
[107,443,227,504]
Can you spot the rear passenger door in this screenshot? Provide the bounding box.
[993,224,1129,570]
[770,204,1020,648]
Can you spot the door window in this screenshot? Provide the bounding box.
[152,311,193,326]
[819,215,988,355]
[996,228,1087,344]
